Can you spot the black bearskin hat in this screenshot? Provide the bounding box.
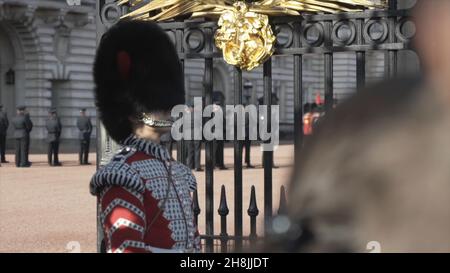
[94,20,185,143]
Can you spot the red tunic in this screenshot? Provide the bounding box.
[90,135,200,253]
[303,113,314,136]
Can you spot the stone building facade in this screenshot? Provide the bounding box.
[0,0,97,152]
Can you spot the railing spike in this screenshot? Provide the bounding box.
[193,190,201,226]
[218,185,229,216]
[278,185,287,215]
[218,185,229,253]
[247,185,259,217]
[247,185,259,245]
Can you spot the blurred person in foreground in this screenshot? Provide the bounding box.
[90,20,200,253]
[269,0,450,253]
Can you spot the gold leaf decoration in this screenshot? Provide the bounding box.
[215,2,275,70]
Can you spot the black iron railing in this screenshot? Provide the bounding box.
[97,0,415,253]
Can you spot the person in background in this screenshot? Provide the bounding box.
[315,92,324,106]
[0,104,9,164]
[186,105,203,172]
[90,20,200,253]
[213,101,227,170]
[302,103,313,136]
[269,0,450,252]
[45,108,62,166]
[259,94,279,169]
[24,108,33,165]
[310,103,324,133]
[12,106,32,168]
[77,108,92,165]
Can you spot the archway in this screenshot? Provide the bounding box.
[0,22,25,137]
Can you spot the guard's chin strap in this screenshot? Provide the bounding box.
[140,113,173,128]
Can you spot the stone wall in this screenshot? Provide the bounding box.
[0,0,97,152]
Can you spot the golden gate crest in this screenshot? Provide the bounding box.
[215,2,275,71]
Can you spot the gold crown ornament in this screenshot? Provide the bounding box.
[116,0,387,71]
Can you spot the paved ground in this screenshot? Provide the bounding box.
[0,144,293,253]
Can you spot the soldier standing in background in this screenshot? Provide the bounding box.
[12,106,32,167]
[186,105,203,172]
[24,108,33,165]
[46,108,62,166]
[77,108,92,165]
[213,102,227,170]
[0,104,9,164]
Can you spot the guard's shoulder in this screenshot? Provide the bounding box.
[89,147,143,195]
[110,146,136,163]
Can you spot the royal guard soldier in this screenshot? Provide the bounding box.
[315,92,324,106]
[46,108,62,166]
[24,108,33,165]
[76,108,92,165]
[12,106,32,168]
[213,96,227,170]
[0,104,9,164]
[90,21,200,253]
[303,103,314,136]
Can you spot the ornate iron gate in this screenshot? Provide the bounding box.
[96,0,415,253]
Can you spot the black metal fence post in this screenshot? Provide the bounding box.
[193,190,201,228]
[218,185,230,253]
[203,27,215,253]
[248,185,259,247]
[324,20,334,112]
[278,186,287,216]
[293,21,304,162]
[234,67,244,251]
[263,59,273,235]
[176,27,186,164]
